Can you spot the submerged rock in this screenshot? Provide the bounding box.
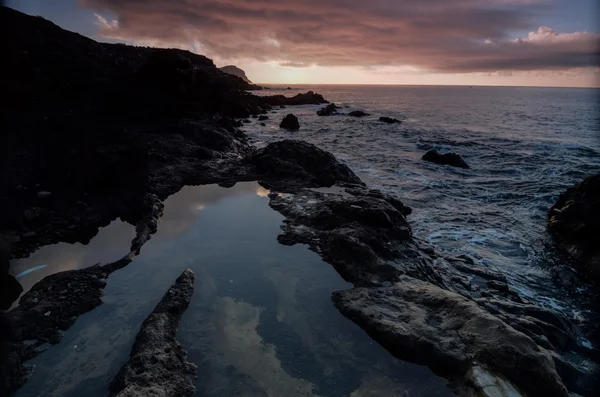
[332,277,569,397]
[109,269,197,397]
[422,149,470,169]
[279,114,300,130]
[379,116,401,124]
[548,174,600,284]
[348,110,370,117]
[257,115,269,121]
[317,103,340,116]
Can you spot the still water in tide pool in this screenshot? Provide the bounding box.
[14,182,452,397]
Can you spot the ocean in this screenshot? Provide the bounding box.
[248,84,600,319]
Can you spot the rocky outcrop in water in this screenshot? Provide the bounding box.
[279,114,300,130]
[251,140,363,191]
[422,149,470,169]
[262,91,328,106]
[549,174,600,284]
[267,185,596,396]
[258,115,269,121]
[317,103,340,116]
[348,110,370,117]
[379,116,401,124]
[332,278,568,397]
[109,269,197,397]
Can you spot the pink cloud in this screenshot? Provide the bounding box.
[80,0,599,73]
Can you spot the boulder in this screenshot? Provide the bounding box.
[332,277,569,397]
[317,103,340,116]
[258,115,269,121]
[348,110,369,117]
[279,114,300,130]
[379,116,401,124]
[109,269,197,397]
[251,140,363,190]
[422,150,469,169]
[548,174,600,283]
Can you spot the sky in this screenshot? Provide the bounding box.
[6,0,600,87]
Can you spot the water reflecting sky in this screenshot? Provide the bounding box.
[15,182,452,397]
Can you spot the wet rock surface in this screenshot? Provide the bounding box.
[348,110,370,117]
[379,116,401,124]
[422,149,470,169]
[250,140,363,191]
[548,174,600,284]
[266,186,599,396]
[109,269,197,397]
[317,103,340,116]
[279,114,300,130]
[332,277,569,397]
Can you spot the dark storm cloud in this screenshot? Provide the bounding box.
[81,0,600,72]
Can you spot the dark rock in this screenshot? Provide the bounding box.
[279,114,300,130]
[348,110,369,117]
[548,174,600,284]
[379,116,401,124]
[0,274,22,311]
[258,115,269,121]
[332,277,569,397]
[422,150,470,169]
[487,280,509,292]
[317,103,340,116]
[242,119,251,123]
[286,87,292,90]
[109,269,197,397]
[250,140,363,191]
[219,65,252,83]
[262,91,328,107]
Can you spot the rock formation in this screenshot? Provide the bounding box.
[422,149,470,169]
[549,174,600,284]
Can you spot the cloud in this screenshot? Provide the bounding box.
[80,0,599,73]
[279,61,311,68]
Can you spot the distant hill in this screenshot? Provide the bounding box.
[219,65,253,83]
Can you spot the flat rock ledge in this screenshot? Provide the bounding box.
[109,269,197,397]
[332,277,568,397]
[266,186,597,396]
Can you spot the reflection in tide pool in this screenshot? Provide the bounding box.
[9,220,136,298]
[15,182,452,397]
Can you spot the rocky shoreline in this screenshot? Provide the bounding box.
[1,6,599,397]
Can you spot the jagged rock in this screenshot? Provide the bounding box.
[348,110,369,117]
[262,91,328,106]
[548,174,600,284]
[279,114,300,130]
[317,103,340,116]
[379,116,401,124]
[332,277,569,397]
[422,150,470,169]
[109,269,197,397]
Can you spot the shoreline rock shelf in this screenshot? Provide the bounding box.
[1,6,597,397]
